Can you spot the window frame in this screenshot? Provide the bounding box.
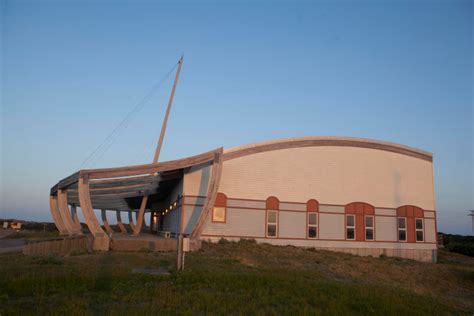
[346,214,356,240]
[266,210,278,238]
[364,215,374,241]
[212,206,226,223]
[307,212,318,239]
[415,218,424,242]
[398,217,407,242]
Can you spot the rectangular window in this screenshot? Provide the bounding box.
[212,207,226,223]
[267,210,278,238]
[398,217,406,242]
[307,213,318,239]
[365,215,374,241]
[415,218,424,242]
[346,215,355,240]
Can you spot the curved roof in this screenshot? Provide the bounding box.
[223,136,433,162]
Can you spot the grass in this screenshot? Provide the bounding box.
[0,239,473,315]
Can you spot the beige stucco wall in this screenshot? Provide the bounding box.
[279,211,306,238]
[319,213,345,240]
[219,146,435,210]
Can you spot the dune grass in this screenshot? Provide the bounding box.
[0,240,473,315]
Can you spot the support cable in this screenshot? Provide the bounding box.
[79,61,179,168]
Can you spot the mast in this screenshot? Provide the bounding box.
[153,55,184,163]
[133,56,184,235]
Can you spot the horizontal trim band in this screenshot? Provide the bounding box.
[200,234,437,244]
[183,195,436,213]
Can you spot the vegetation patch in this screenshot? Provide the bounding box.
[0,240,472,314]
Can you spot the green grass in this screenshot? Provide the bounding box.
[0,240,473,315]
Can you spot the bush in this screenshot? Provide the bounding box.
[442,233,474,257]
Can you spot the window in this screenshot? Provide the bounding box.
[398,217,407,241]
[212,207,226,223]
[396,206,425,243]
[365,216,374,241]
[307,213,318,239]
[267,210,278,237]
[346,215,355,240]
[212,193,227,223]
[415,218,424,242]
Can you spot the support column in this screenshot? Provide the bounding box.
[71,204,82,232]
[78,175,110,251]
[101,209,114,234]
[128,211,137,232]
[49,195,68,236]
[116,211,127,233]
[58,189,82,235]
[133,197,148,235]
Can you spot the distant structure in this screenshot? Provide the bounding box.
[49,58,438,263]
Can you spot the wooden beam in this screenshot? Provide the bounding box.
[132,196,148,235]
[80,147,221,180]
[57,189,82,235]
[190,150,223,238]
[70,204,82,232]
[49,195,68,236]
[66,175,160,191]
[101,209,114,234]
[78,175,110,251]
[91,176,160,188]
[116,211,128,233]
[68,187,157,199]
[128,210,137,232]
[50,171,80,194]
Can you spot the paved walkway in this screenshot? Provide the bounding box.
[0,229,15,239]
[0,230,24,253]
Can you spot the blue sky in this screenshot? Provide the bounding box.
[1,0,472,235]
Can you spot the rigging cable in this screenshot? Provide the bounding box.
[79,61,179,169]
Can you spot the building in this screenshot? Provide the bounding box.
[49,136,438,262]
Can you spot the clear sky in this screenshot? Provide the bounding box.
[1,0,472,235]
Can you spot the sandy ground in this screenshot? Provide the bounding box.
[0,230,24,253]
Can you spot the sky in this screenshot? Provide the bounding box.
[1,0,472,235]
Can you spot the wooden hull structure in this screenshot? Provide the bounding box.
[49,148,223,251]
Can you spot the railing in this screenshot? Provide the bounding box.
[22,235,92,256]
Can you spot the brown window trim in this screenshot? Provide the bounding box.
[307,212,319,239]
[266,196,279,238]
[364,215,375,241]
[397,217,407,242]
[345,214,356,241]
[212,192,227,223]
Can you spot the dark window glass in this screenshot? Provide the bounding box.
[365,216,373,227]
[416,219,423,230]
[267,224,277,237]
[366,229,373,240]
[347,228,355,239]
[399,230,406,241]
[308,213,317,225]
[398,218,406,229]
[308,227,317,238]
[416,230,424,242]
[347,215,355,227]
